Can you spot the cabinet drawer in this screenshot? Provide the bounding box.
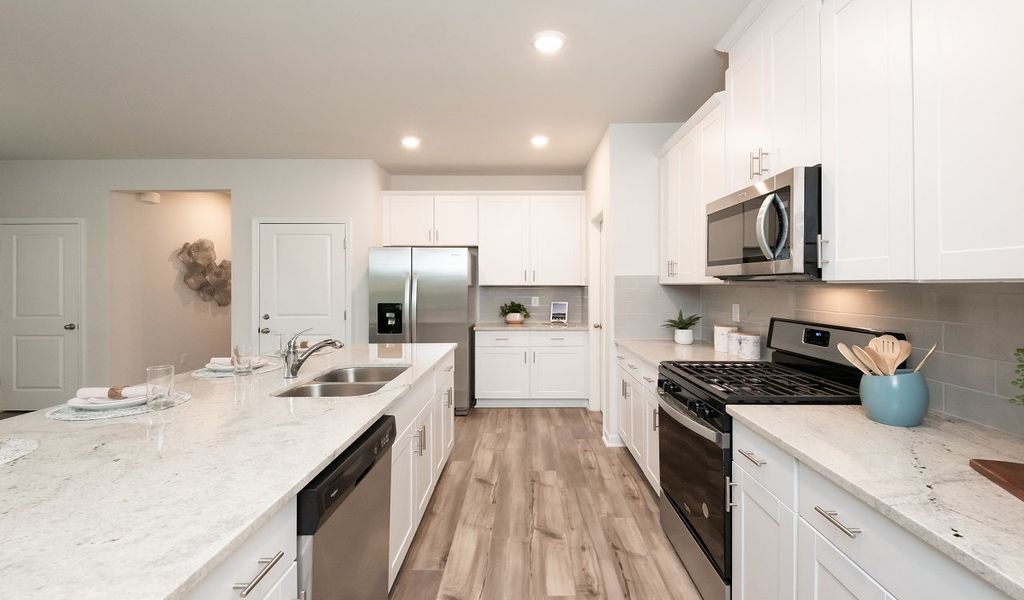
[798,465,1004,600]
[639,361,659,393]
[184,498,297,600]
[530,331,586,347]
[388,375,434,438]
[475,331,530,347]
[732,421,796,508]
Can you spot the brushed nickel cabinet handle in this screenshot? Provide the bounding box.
[445,365,454,372]
[738,448,766,467]
[643,376,656,383]
[63,323,77,330]
[750,151,758,180]
[233,550,284,597]
[814,506,861,539]
[258,327,270,335]
[653,408,659,430]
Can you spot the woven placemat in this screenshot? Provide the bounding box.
[46,391,192,422]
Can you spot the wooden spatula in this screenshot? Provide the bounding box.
[837,343,873,376]
[852,345,883,375]
[869,335,901,375]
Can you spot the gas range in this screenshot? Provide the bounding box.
[656,318,906,600]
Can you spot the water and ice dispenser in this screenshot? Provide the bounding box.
[376,303,403,335]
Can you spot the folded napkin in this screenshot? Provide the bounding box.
[209,357,234,367]
[76,385,146,401]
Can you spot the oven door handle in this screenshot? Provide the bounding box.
[657,392,726,447]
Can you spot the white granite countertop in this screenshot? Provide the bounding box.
[0,343,455,600]
[616,338,755,367]
[728,404,1024,599]
[475,321,589,331]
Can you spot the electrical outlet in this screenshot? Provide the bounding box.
[732,304,741,322]
[180,353,188,366]
[531,296,540,307]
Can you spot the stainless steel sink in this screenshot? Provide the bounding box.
[274,382,386,398]
[312,366,409,384]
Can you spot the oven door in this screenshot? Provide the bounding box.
[706,167,813,280]
[657,391,730,580]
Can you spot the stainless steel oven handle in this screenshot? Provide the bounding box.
[757,191,786,256]
[657,392,724,446]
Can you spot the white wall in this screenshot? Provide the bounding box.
[0,159,383,386]
[584,133,611,221]
[388,174,582,191]
[108,191,231,382]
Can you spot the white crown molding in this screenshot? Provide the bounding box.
[715,0,773,52]
[659,91,726,157]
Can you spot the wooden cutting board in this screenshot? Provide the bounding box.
[969,459,1024,502]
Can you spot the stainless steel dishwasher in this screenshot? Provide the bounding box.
[297,415,396,600]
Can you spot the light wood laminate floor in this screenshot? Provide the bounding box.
[390,408,702,600]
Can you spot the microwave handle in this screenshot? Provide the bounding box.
[755,193,789,260]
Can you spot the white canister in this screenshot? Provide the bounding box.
[714,325,738,353]
[737,334,762,360]
[727,332,742,356]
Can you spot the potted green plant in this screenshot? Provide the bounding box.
[663,311,701,345]
[499,301,530,325]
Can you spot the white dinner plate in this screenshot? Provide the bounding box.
[67,396,148,411]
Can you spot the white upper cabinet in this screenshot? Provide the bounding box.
[820,0,915,281]
[722,0,821,193]
[478,195,531,285]
[659,94,726,285]
[384,195,435,246]
[383,194,479,247]
[433,195,478,246]
[912,0,1024,280]
[478,194,585,286]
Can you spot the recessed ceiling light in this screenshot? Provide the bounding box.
[531,135,550,148]
[533,30,566,54]
[401,136,421,149]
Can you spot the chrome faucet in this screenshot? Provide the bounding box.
[284,329,345,379]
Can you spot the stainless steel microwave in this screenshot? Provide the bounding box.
[705,165,822,280]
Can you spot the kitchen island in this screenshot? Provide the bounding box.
[0,343,455,600]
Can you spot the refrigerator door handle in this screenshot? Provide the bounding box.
[410,275,419,343]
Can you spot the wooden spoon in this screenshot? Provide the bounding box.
[852,345,883,375]
[837,343,873,376]
[894,340,913,372]
[914,343,938,373]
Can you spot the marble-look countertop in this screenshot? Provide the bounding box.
[615,338,755,367]
[474,321,589,331]
[728,404,1024,599]
[0,343,456,600]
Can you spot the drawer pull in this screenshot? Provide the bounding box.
[616,355,625,360]
[628,363,638,370]
[494,337,510,341]
[445,365,454,372]
[233,550,284,597]
[550,337,565,341]
[814,505,862,538]
[643,376,656,383]
[738,448,766,467]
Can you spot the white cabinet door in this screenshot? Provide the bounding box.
[385,195,435,246]
[797,520,890,600]
[478,195,531,285]
[733,465,796,600]
[764,0,821,176]
[674,129,703,283]
[726,28,767,192]
[913,0,1024,279]
[389,427,416,587]
[258,560,297,600]
[475,347,530,398]
[0,223,82,411]
[643,387,660,491]
[820,0,914,281]
[659,149,682,283]
[433,195,478,246]
[698,103,727,285]
[530,347,586,398]
[617,367,633,447]
[629,378,644,461]
[413,399,435,519]
[530,195,584,285]
[437,370,455,471]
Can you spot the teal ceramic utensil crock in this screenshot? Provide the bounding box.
[859,369,929,427]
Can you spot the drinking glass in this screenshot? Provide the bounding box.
[146,364,176,411]
[233,344,255,376]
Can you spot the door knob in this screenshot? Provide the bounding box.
[259,327,270,334]
[593,323,603,329]
[262,314,270,320]
[63,323,77,331]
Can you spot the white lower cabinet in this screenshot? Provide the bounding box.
[617,366,633,447]
[437,369,455,470]
[798,520,891,600]
[731,464,796,600]
[259,560,298,600]
[642,386,660,490]
[615,348,660,493]
[389,420,416,585]
[475,331,587,405]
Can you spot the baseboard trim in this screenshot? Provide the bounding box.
[603,432,624,447]
[475,398,589,409]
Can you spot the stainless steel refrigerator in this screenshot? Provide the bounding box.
[368,247,477,414]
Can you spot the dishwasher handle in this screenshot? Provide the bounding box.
[297,415,397,535]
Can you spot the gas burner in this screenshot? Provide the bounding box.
[662,360,858,403]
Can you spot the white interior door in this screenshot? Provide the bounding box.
[0,223,82,411]
[258,222,347,354]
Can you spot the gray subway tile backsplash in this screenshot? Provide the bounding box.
[478,286,586,324]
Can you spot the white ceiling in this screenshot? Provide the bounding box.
[0,1,746,174]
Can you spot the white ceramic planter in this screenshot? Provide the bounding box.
[674,329,694,345]
[505,313,525,324]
